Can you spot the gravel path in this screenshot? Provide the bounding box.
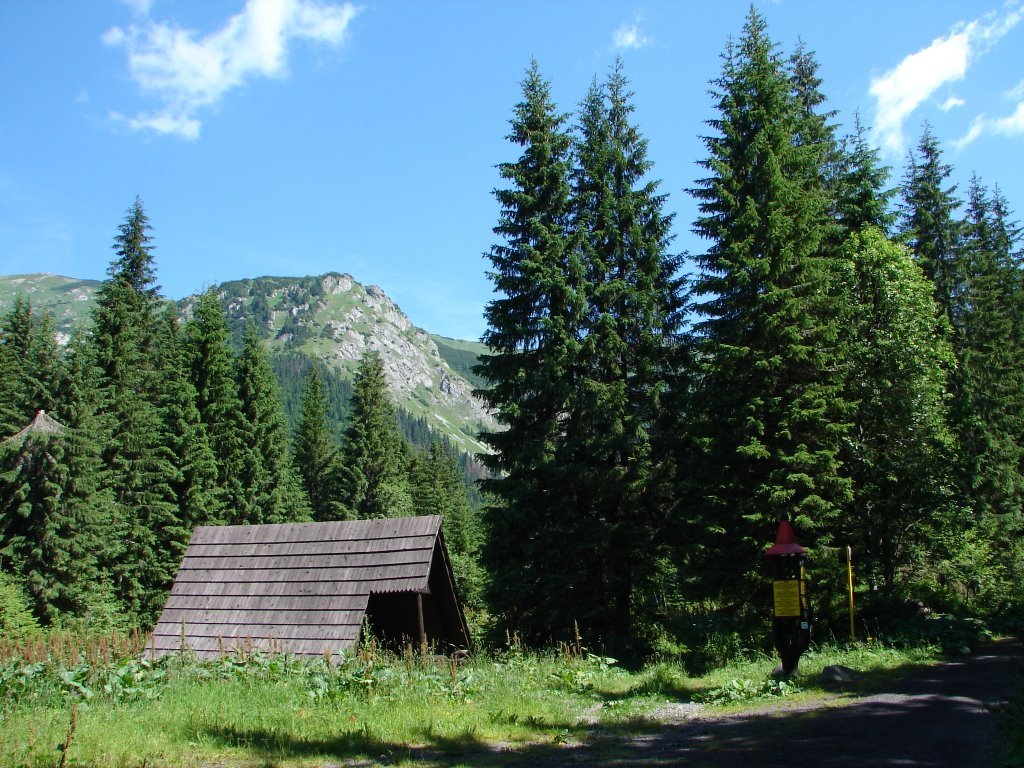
[484,639,1023,767]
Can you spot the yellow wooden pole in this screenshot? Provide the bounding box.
[846,545,855,641]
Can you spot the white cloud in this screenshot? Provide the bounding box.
[110,109,202,141]
[869,2,1023,156]
[958,100,1024,148]
[1006,78,1024,101]
[612,19,652,50]
[953,114,988,150]
[104,0,360,140]
[992,101,1024,134]
[940,95,965,111]
[119,0,154,15]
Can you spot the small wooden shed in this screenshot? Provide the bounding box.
[149,514,469,658]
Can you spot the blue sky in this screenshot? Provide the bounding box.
[2,1,1022,341]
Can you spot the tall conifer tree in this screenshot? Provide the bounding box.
[410,441,485,609]
[957,178,1024,521]
[236,323,310,523]
[338,351,412,518]
[567,62,683,645]
[688,8,850,604]
[477,61,586,642]
[899,125,963,328]
[834,114,896,235]
[0,411,104,624]
[185,289,250,524]
[0,298,60,434]
[153,308,221,540]
[294,366,347,521]
[91,198,180,621]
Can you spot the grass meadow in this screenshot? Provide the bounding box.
[0,626,973,768]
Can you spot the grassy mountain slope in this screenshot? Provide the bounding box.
[1,271,493,454]
[0,274,102,342]
[187,273,494,453]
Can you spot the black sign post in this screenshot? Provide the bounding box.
[765,519,811,675]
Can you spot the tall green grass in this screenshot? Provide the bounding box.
[0,629,984,768]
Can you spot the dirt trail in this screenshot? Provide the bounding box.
[520,639,1024,767]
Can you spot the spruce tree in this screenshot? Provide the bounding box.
[90,198,180,622]
[55,334,123,626]
[0,412,102,624]
[110,196,160,297]
[567,61,683,646]
[410,441,485,609]
[688,8,851,605]
[834,113,897,235]
[0,298,60,434]
[476,61,587,642]
[338,351,412,519]
[957,178,1024,522]
[185,289,250,524]
[899,124,963,328]
[236,323,310,523]
[153,308,221,539]
[293,366,347,521]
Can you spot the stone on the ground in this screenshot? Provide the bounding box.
[821,664,862,682]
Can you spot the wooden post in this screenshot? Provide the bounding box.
[416,592,426,655]
[847,545,856,641]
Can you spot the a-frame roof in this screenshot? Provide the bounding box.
[150,514,469,658]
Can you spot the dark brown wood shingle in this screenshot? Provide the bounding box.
[149,514,470,659]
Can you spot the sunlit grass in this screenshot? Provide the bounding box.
[0,635,953,768]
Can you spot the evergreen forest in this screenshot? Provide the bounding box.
[2,8,1023,660]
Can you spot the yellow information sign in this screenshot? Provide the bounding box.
[773,580,801,617]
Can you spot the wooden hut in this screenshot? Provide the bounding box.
[149,514,469,658]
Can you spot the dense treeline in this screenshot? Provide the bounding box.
[2,8,1022,661]
[478,9,1024,656]
[0,199,484,632]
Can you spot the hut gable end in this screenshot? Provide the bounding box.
[150,514,469,658]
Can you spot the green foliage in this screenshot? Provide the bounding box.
[899,124,963,327]
[0,571,38,637]
[836,228,956,598]
[687,7,851,604]
[185,289,251,524]
[0,654,169,710]
[338,351,413,519]
[90,199,181,623]
[480,58,683,654]
[695,675,799,705]
[293,366,347,522]
[236,323,311,524]
[410,441,486,609]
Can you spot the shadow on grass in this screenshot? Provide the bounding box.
[599,665,700,702]
[200,719,591,767]
[199,640,1023,767]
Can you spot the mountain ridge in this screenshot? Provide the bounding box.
[0,271,493,453]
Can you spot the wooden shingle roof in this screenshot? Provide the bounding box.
[150,514,469,658]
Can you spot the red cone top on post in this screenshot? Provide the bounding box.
[765,519,807,556]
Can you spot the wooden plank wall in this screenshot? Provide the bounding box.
[150,515,442,658]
